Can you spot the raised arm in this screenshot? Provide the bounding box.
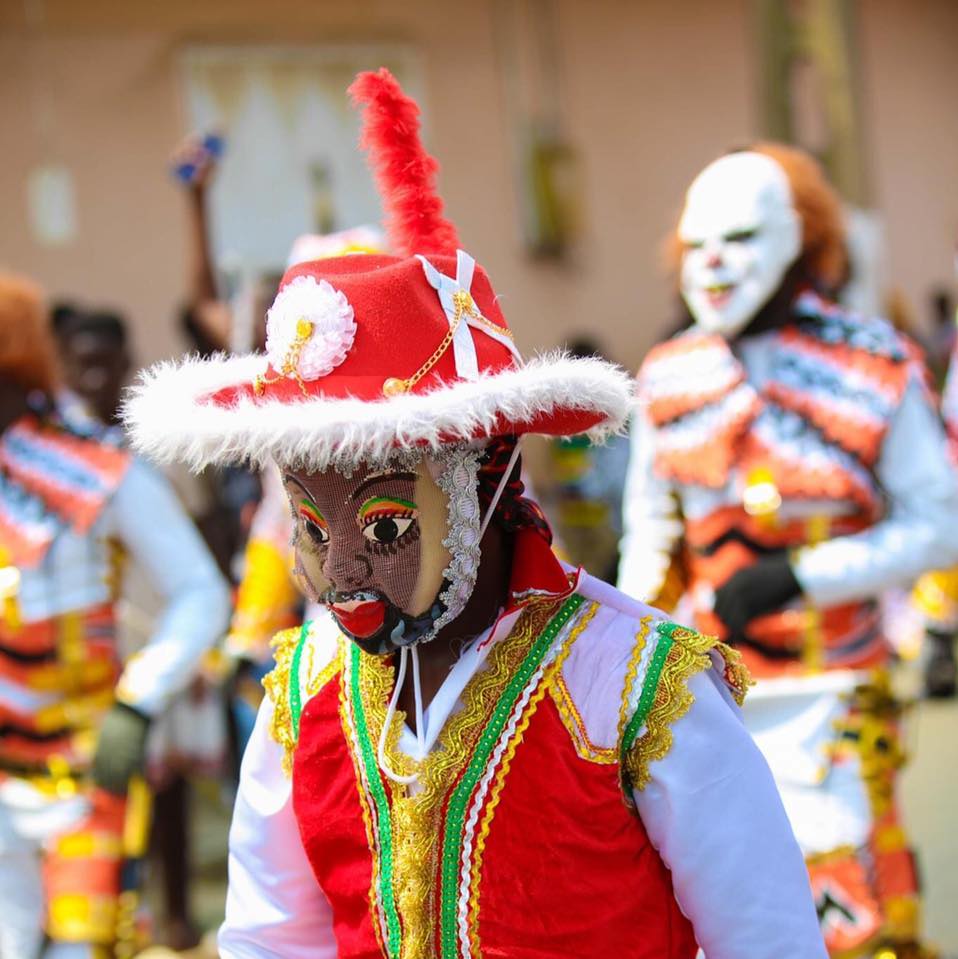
[172,134,231,352]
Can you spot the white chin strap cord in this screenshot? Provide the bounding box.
[376,439,523,786]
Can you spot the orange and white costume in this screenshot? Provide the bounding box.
[619,146,958,958]
[0,412,229,958]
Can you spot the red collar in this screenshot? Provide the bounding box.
[505,526,579,613]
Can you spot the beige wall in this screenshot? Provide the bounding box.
[0,0,954,376]
[859,0,958,326]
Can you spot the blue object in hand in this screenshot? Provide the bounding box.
[173,132,225,184]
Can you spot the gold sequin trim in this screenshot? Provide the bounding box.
[262,627,301,775]
[625,627,752,791]
[467,601,599,954]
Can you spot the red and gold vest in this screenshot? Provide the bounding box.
[639,292,923,677]
[268,589,733,959]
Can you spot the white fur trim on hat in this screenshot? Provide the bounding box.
[123,351,632,472]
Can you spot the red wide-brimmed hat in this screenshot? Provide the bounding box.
[126,69,631,472]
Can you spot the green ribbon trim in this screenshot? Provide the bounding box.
[349,644,403,959]
[620,620,679,757]
[438,593,585,958]
[288,620,312,739]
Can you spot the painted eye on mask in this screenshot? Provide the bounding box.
[684,238,705,250]
[357,496,418,547]
[723,228,758,243]
[298,498,330,546]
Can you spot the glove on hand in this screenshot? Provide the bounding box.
[92,702,151,795]
[713,553,802,640]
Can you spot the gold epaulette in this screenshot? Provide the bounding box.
[620,622,753,793]
[262,623,344,775]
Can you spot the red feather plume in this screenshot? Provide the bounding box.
[348,68,461,257]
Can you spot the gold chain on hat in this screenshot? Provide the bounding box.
[382,290,513,397]
[253,318,314,397]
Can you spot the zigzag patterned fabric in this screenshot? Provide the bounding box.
[0,415,129,567]
[638,291,920,518]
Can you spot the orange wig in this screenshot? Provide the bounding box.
[667,142,847,290]
[0,273,59,395]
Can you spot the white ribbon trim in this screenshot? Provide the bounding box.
[417,250,523,381]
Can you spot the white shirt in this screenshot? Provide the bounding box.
[219,572,825,958]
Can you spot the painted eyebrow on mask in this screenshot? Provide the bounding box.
[357,495,418,522]
[349,471,417,502]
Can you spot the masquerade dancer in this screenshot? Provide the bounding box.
[0,275,230,958]
[128,72,825,959]
[620,143,958,957]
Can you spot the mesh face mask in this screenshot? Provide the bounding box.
[285,440,523,786]
[284,446,482,655]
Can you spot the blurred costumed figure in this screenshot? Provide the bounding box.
[127,70,825,958]
[911,307,958,698]
[619,144,958,958]
[546,337,631,584]
[53,303,231,950]
[0,276,230,958]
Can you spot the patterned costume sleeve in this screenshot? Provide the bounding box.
[621,622,827,959]
[793,376,958,606]
[619,621,749,791]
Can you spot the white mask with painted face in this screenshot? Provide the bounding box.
[678,152,801,339]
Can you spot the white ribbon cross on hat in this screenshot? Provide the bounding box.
[417,250,522,381]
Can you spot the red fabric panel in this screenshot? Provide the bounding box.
[475,695,697,958]
[292,676,384,958]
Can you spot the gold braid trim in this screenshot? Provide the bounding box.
[625,627,753,792]
[307,644,344,698]
[262,625,343,775]
[262,627,301,773]
[617,615,653,745]
[716,641,751,707]
[549,674,617,765]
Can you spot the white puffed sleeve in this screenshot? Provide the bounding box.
[633,667,827,959]
[219,699,338,958]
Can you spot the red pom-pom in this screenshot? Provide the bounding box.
[348,68,461,257]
